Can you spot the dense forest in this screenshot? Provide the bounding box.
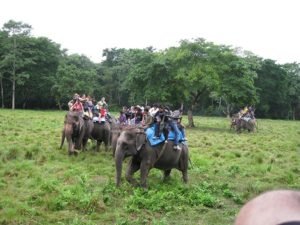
[0,20,299,120]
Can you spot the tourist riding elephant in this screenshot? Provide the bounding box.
[236,118,257,133]
[60,111,94,155]
[115,127,189,188]
[90,122,111,151]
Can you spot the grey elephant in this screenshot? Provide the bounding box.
[236,118,257,133]
[90,122,111,151]
[115,127,189,188]
[60,111,94,155]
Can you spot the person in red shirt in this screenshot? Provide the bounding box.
[70,98,83,115]
[98,104,107,123]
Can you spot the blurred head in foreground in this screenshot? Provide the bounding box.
[235,190,300,225]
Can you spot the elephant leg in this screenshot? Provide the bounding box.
[182,169,188,183]
[96,141,101,152]
[104,139,109,152]
[82,138,88,151]
[68,141,75,156]
[66,135,74,155]
[125,158,140,186]
[179,148,189,183]
[163,170,171,182]
[140,160,151,189]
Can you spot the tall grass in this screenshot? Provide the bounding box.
[0,109,299,225]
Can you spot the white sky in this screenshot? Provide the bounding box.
[0,0,299,64]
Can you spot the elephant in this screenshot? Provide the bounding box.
[90,122,111,151]
[235,118,257,133]
[60,111,94,155]
[115,127,189,188]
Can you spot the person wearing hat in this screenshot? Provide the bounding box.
[167,109,182,151]
[70,97,83,115]
[134,106,143,124]
[68,93,80,110]
[97,97,107,108]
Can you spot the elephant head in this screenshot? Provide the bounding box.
[60,111,86,155]
[115,127,146,186]
[236,118,257,133]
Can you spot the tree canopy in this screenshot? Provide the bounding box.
[0,20,299,120]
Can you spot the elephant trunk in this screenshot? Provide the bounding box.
[115,147,125,187]
[64,123,74,153]
[60,129,65,149]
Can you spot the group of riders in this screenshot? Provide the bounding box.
[231,105,256,129]
[67,94,187,151]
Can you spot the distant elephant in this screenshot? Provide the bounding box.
[90,122,111,151]
[60,111,94,155]
[115,127,189,188]
[236,118,257,133]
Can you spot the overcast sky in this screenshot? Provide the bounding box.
[1,0,299,64]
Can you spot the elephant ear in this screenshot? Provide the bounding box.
[135,131,146,151]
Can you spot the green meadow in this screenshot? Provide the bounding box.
[0,109,299,225]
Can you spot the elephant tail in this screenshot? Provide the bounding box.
[188,156,193,169]
[60,129,65,149]
[180,145,189,171]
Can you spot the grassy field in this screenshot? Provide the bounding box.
[0,109,299,225]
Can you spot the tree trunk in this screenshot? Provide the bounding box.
[292,106,295,120]
[12,79,15,110]
[226,104,231,119]
[187,91,202,128]
[0,74,4,108]
[12,36,16,110]
[180,102,184,111]
[187,108,195,127]
[58,101,62,110]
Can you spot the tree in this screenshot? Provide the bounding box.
[98,48,131,106]
[124,48,174,105]
[255,59,289,118]
[50,54,97,109]
[0,20,32,109]
[0,30,8,108]
[165,39,221,127]
[283,63,300,120]
[17,37,62,108]
[216,51,259,117]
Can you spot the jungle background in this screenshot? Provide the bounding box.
[0,20,300,121]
